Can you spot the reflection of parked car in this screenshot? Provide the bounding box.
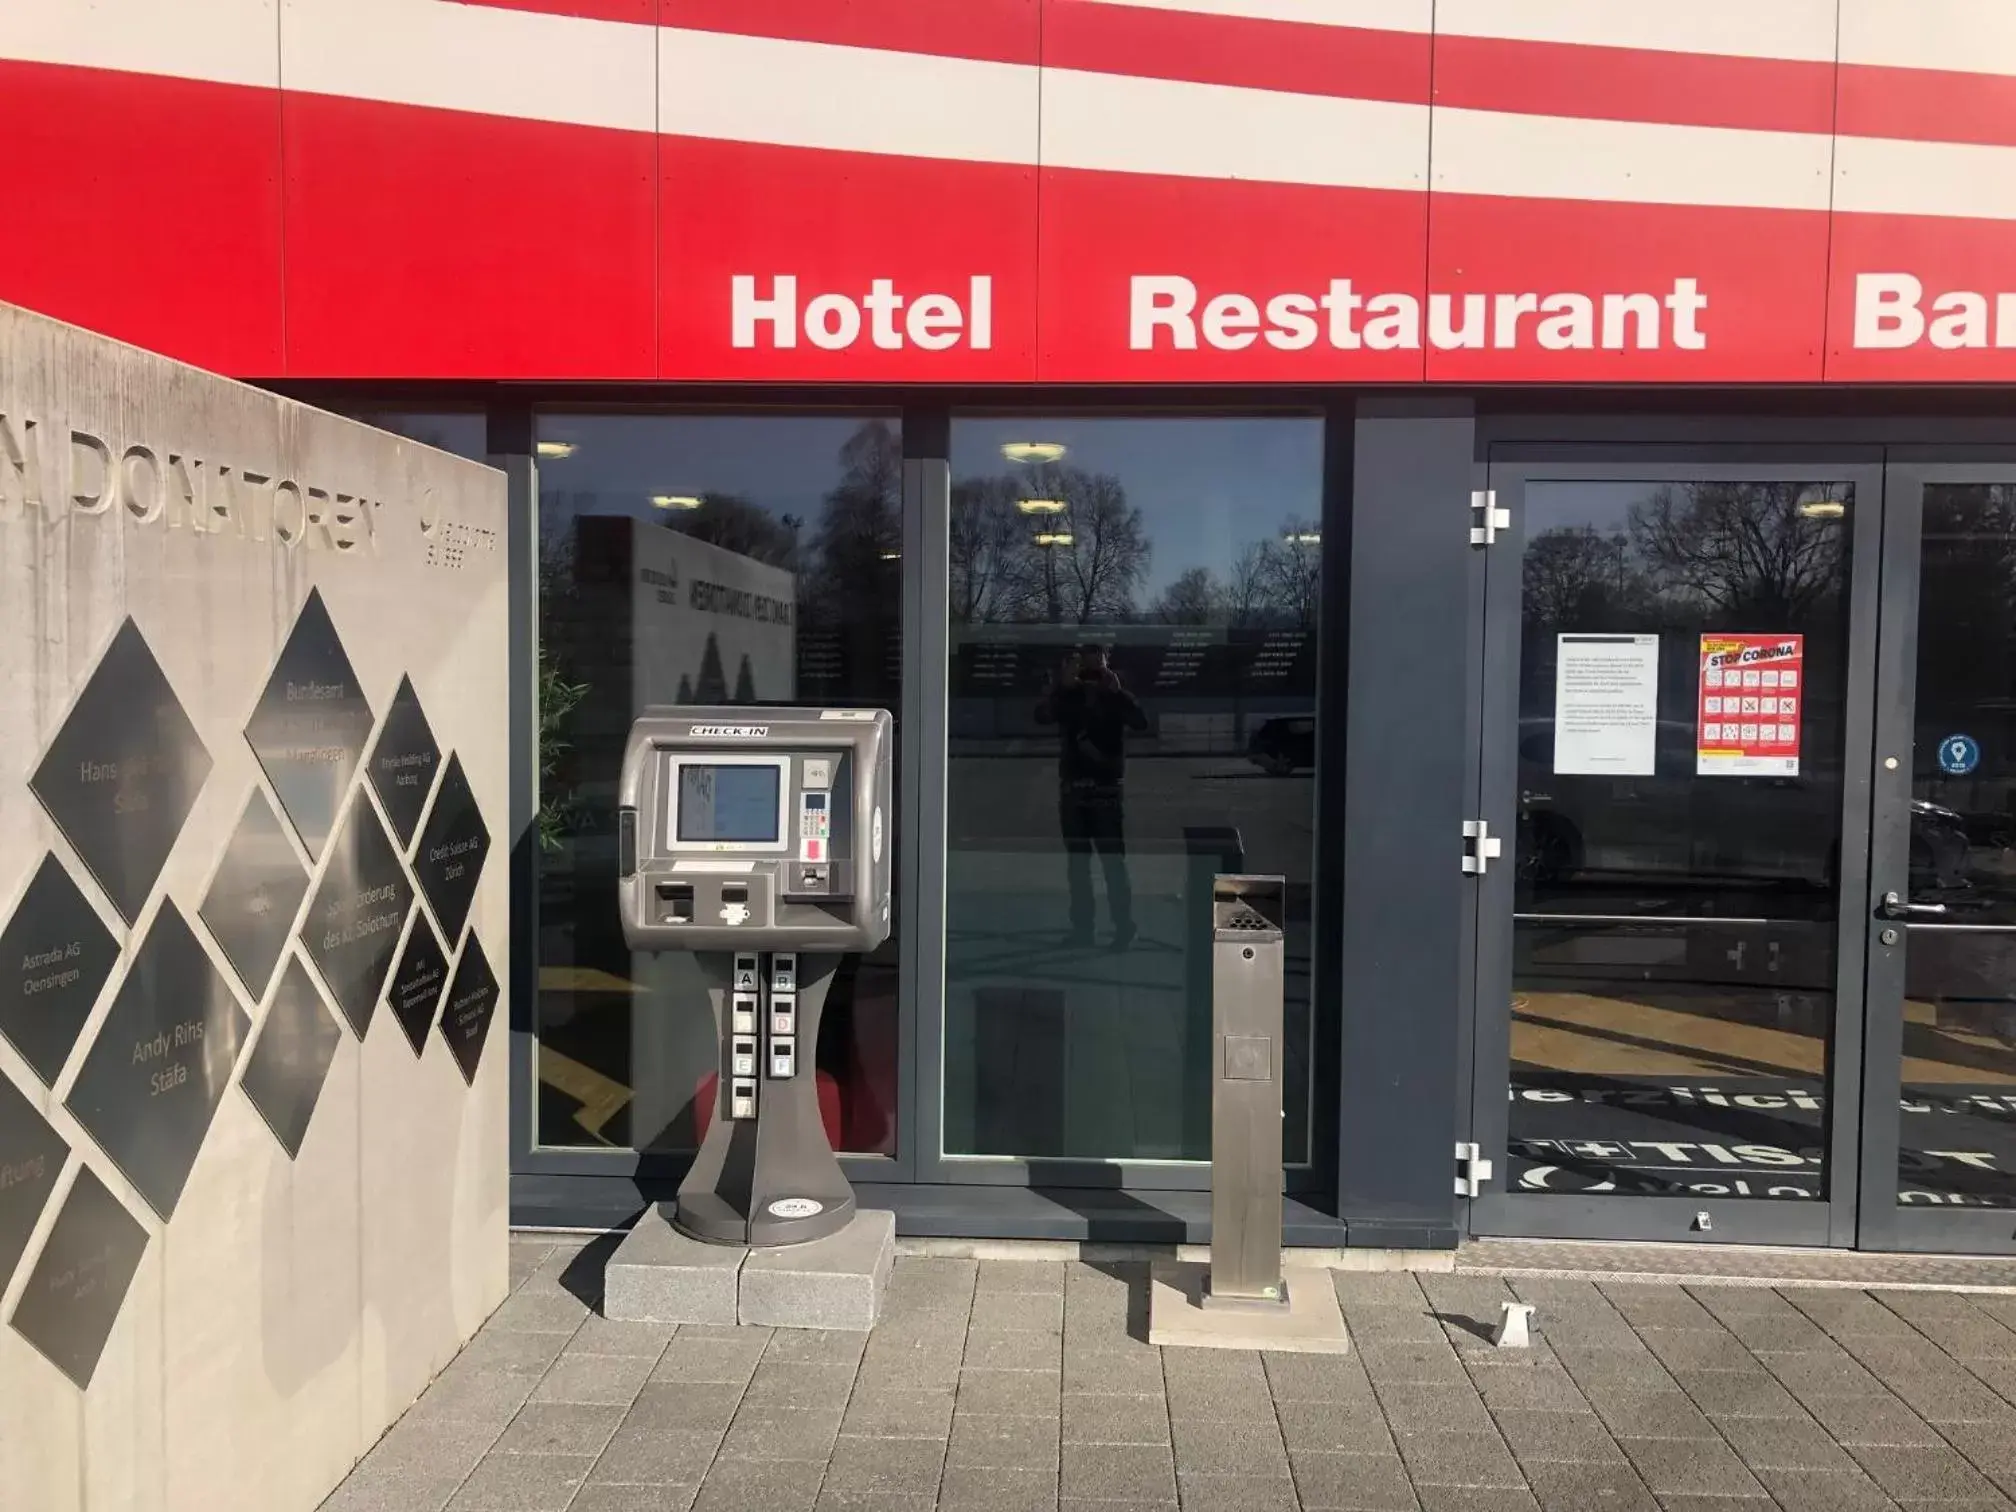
[1516,716,1969,892]
[1248,716,1315,775]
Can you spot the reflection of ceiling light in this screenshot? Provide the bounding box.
[1035,530,1073,547]
[1282,530,1321,545]
[652,494,704,510]
[880,550,901,561]
[536,440,576,459]
[1798,500,1847,519]
[1002,441,1067,464]
[1017,498,1067,515]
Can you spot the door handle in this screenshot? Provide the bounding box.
[1880,890,1947,918]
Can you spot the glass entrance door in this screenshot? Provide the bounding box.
[1469,453,1885,1245]
[1859,459,2016,1253]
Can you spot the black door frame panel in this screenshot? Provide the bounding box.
[1468,447,1887,1248]
[1857,452,2016,1255]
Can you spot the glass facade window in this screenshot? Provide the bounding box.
[532,414,902,1156]
[942,417,1323,1165]
[1506,479,1855,1202]
[1897,484,2016,1208]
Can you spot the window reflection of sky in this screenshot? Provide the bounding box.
[953,417,1322,597]
[537,414,893,531]
[342,409,1326,602]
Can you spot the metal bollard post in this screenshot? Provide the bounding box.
[1204,874,1289,1311]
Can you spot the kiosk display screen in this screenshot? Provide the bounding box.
[675,763,782,844]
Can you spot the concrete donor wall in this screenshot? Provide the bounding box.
[0,301,511,1512]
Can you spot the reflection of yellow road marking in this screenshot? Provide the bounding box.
[1906,998,2016,1083]
[537,1045,633,1142]
[539,966,648,994]
[1514,991,1820,1078]
[1514,991,2016,1086]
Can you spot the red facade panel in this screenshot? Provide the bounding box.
[281,93,658,379]
[0,61,286,376]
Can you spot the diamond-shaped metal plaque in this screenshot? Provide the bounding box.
[300,796,414,1039]
[367,676,441,848]
[438,933,499,1086]
[63,902,250,1221]
[0,855,120,1085]
[387,913,449,1056]
[8,1166,148,1389]
[30,618,212,924]
[243,589,376,859]
[238,956,343,1159]
[414,753,490,943]
[199,791,309,1002]
[0,1075,69,1295]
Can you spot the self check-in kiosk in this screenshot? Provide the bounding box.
[619,707,892,1247]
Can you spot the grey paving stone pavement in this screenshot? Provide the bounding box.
[321,1237,2016,1511]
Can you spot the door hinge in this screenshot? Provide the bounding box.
[1470,488,1510,546]
[1455,1141,1494,1198]
[1461,819,1501,875]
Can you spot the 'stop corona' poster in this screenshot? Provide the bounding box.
[1698,635,1803,776]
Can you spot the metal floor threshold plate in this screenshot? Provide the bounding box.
[1460,1237,2016,1291]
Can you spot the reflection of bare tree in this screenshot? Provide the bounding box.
[1630,483,1845,622]
[1222,542,1273,629]
[949,462,1329,629]
[680,491,801,571]
[950,475,1037,624]
[1152,567,1218,625]
[950,463,1149,623]
[1262,519,1321,628]
[1056,470,1150,623]
[806,421,901,613]
[801,420,903,703]
[1919,485,2016,726]
[1523,525,1641,631]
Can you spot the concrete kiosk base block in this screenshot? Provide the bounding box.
[1148,1262,1352,1353]
[740,1208,895,1331]
[602,1207,896,1331]
[603,1206,745,1325]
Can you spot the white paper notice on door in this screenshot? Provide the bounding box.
[1553,633,1659,776]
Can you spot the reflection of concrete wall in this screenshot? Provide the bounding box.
[0,303,509,1512]
[622,517,797,707]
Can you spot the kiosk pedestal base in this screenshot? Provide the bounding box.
[675,952,857,1248]
[1148,1261,1352,1353]
[605,1207,894,1332]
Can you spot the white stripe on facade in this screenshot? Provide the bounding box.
[1041,67,1426,189]
[0,0,279,89]
[1433,106,1835,213]
[1078,0,1839,63]
[658,27,1038,164]
[1835,132,2016,220]
[1838,0,2016,80]
[281,0,655,132]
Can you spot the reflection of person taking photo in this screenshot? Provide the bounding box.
[1035,644,1148,949]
